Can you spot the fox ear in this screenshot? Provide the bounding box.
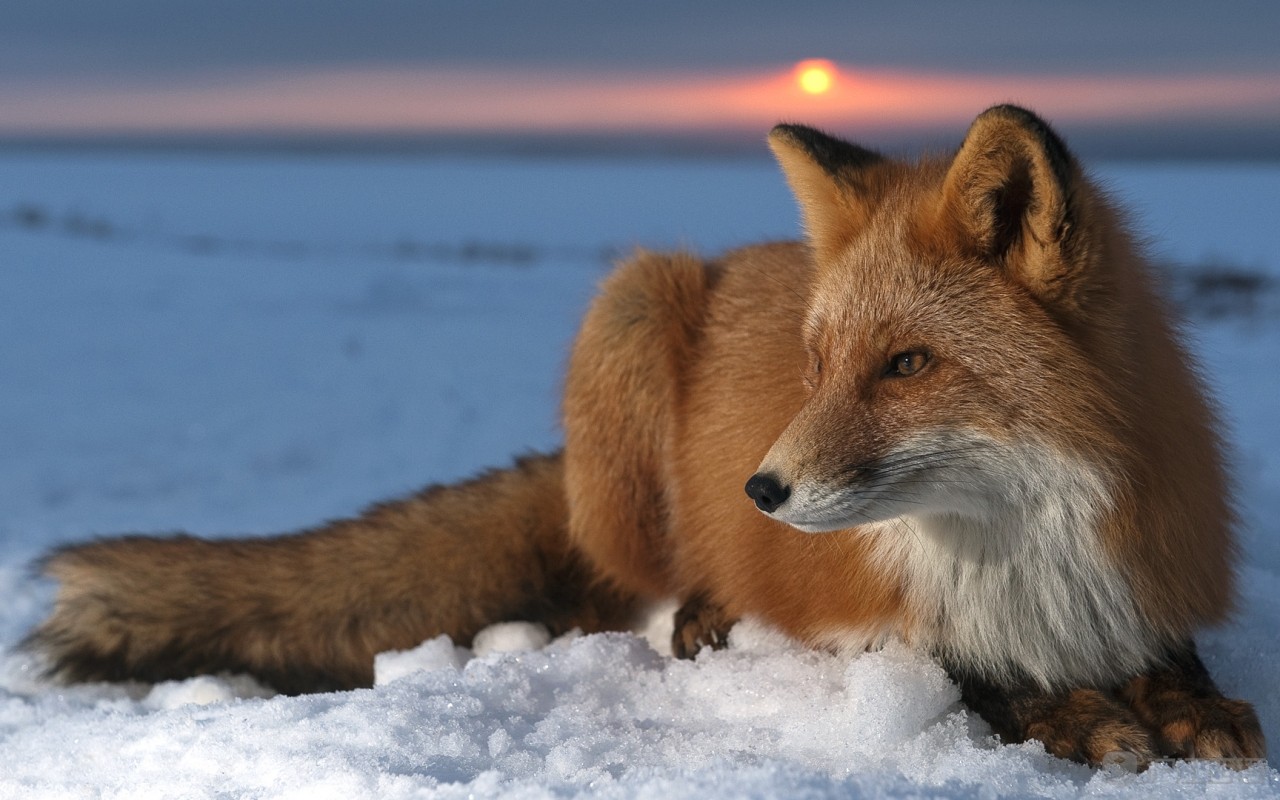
[942,105,1086,303]
[768,124,883,264]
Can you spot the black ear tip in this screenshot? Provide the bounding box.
[768,122,819,144]
[973,104,1059,143]
[768,122,882,176]
[977,104,1044,126]
[769,121,834,140]
[970,104,1075,171]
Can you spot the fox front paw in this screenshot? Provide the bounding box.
[1024,689,1159,767]
[1124,676,1266,761]
[947,643,1266,769]
[1118,643,1267,763]
[671,592,736,659]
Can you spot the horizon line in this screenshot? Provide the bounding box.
[1,126,1278,163]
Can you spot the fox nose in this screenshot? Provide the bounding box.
[745,473,791,513]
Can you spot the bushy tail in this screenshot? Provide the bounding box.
[23,453,638,694]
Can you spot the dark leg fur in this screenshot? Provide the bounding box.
[944,641,1265,767]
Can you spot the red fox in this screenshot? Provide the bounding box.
[25,105,1263,767]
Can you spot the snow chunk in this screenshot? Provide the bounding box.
[472,621,552,658]
[374,634,472,686]
[141,674,274,709]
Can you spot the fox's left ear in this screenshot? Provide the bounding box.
[768,124,884,264]
[942,105,1087,303]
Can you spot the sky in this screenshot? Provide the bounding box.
[2,0,1279,158]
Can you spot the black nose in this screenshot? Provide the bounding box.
[745,473,791,513]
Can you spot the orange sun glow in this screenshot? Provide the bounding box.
[795,60,836,95]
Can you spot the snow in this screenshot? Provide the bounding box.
[0,151,1277,798]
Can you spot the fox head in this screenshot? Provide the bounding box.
[747,105,1132,536]
[743,105,1233,681]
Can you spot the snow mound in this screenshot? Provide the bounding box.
[3,626,1275,798]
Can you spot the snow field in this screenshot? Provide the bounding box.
[0,152,1277,797]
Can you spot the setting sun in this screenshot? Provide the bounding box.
[795,59,836,95]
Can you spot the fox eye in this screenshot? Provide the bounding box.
[886,350,929,378]
[804,355,823,389]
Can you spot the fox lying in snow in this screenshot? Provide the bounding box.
[25,105,1264,767]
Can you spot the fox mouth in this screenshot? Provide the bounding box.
[751,437,1010,532]
[745,467,906,532]
[766,483,895,532]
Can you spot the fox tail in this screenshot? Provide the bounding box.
[23,452,637,694]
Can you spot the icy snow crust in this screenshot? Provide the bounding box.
[0,154,1278,797]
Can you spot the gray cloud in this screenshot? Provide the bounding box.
[4,0,1280,82]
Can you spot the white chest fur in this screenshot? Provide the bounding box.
[870,436,1164,688]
